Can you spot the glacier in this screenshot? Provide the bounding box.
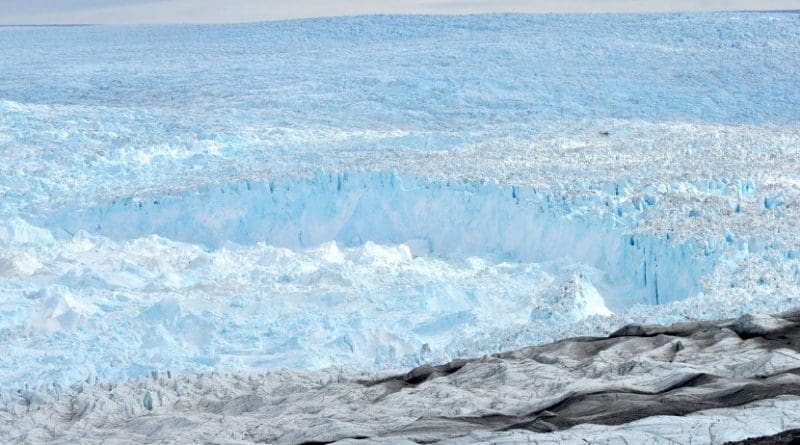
[1,11,800,444]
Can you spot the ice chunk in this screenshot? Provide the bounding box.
[27,286,98,332]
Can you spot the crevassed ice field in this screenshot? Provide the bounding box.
[0,13,799,389]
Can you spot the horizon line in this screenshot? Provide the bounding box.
[1,9,798,27]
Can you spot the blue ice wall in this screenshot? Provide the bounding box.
[41,172,716,306]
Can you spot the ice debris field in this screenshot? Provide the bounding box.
[0,13,799,390]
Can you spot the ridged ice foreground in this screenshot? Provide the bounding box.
[3,310,800,444]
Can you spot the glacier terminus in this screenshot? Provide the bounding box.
[1,11,799,444]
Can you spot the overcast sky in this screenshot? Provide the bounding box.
[2,0,799,25]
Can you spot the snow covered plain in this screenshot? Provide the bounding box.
[0,12,800,443]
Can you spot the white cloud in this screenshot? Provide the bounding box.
[1,0,799,25]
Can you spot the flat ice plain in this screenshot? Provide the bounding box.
[0,12,799,443]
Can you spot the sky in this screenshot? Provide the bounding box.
[1,0,799,25]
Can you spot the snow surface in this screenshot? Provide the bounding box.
[0,13,799,397]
